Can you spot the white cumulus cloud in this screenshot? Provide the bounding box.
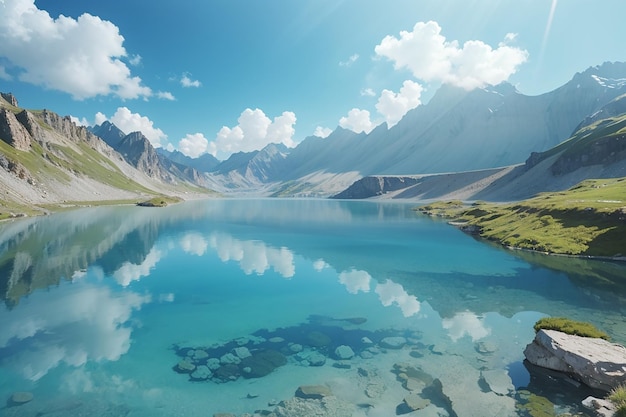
[179,133,209,158]
[339,53,360,67]
[210,108,297,158]
[181,73,201,88]
[376,80,424,127]
[156,91,175,101]
[70,115,89,127]
[94,112,108,126]
[0,0,152,99]
[128,54,142,66]
[375,20,528,90]
[339,108,377,134]
[98,107,168,148]
[313,126,332,138]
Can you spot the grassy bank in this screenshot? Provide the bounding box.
[417,178,626,258]
[137,196,183,207]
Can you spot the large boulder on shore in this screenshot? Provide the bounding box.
[524,329,626,391]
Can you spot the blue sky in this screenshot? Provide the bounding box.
[1,0,625,160]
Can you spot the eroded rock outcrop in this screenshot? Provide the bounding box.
[16,110,47,144]
[1,92,18,107]
[0,108,32,151]
[524,329,626,391]
[331,176,420,199]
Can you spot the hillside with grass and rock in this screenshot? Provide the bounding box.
[0,93,213,219]
[417,177,626,258]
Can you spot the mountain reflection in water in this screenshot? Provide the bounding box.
[0,199,625,416]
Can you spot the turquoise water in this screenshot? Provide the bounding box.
[0,199,625,416]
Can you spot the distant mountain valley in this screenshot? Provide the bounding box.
[2,62,626,216]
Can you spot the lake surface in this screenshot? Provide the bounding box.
[1,199,625,416]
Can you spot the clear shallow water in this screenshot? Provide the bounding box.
[0,199,625,416]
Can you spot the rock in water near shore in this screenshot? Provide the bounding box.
[524,329,626,391]
[9,391,33,406]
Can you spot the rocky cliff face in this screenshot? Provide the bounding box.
[15,110,46,144]
[0,92,18,107]
[551,134,626,176]
[117,132,164,178]
[332,176,420,199]
[0,108,32,151]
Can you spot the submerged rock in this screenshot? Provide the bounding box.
[380,336,407,349]
[214,364,240,381]
[475,340,498,354]
[240,349,287,378]
[306,331,332,347]
[524,329,626,391]
[334,345,355,360]
[417,356,516,417]
[272,396,354,417]
[288,343,303,353]
[304,352,326,367]
[192,349,209,361]
[295,385,333,399]
[398,393,430,413]
[220,353,241,365]
[206,358,221,370]
[480,370,514,396]
[190,365,212,381]
[9,392,33,406]
[233,346,252,359]
[175,359,196,374]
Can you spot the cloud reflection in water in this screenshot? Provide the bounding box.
[375,279,421,317]
[208,232,295,278]
[113,248,163,287]
[338,269,372,294]
[442,311,491,342]
[0,283,149,380]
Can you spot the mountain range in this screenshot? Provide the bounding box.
[1,61,626,215]
[205,61,626,196]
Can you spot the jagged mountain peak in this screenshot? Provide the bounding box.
[567,62,626,90]
[90,121,126,148]
[579,61,626,79]
[157,147,220,173]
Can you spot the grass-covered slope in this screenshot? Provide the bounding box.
[526,93,626,175]
[419,100,626,258]
[418,177,626,258]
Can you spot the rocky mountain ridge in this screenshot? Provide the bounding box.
[335,92,626,201]
[0,94,211,218]
[197,61,626,196]
[90,122,208,186]
[3,62,626,211]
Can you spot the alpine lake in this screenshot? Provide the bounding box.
[1,199,625,417]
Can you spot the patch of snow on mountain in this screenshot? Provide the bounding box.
[591,74,626,89]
